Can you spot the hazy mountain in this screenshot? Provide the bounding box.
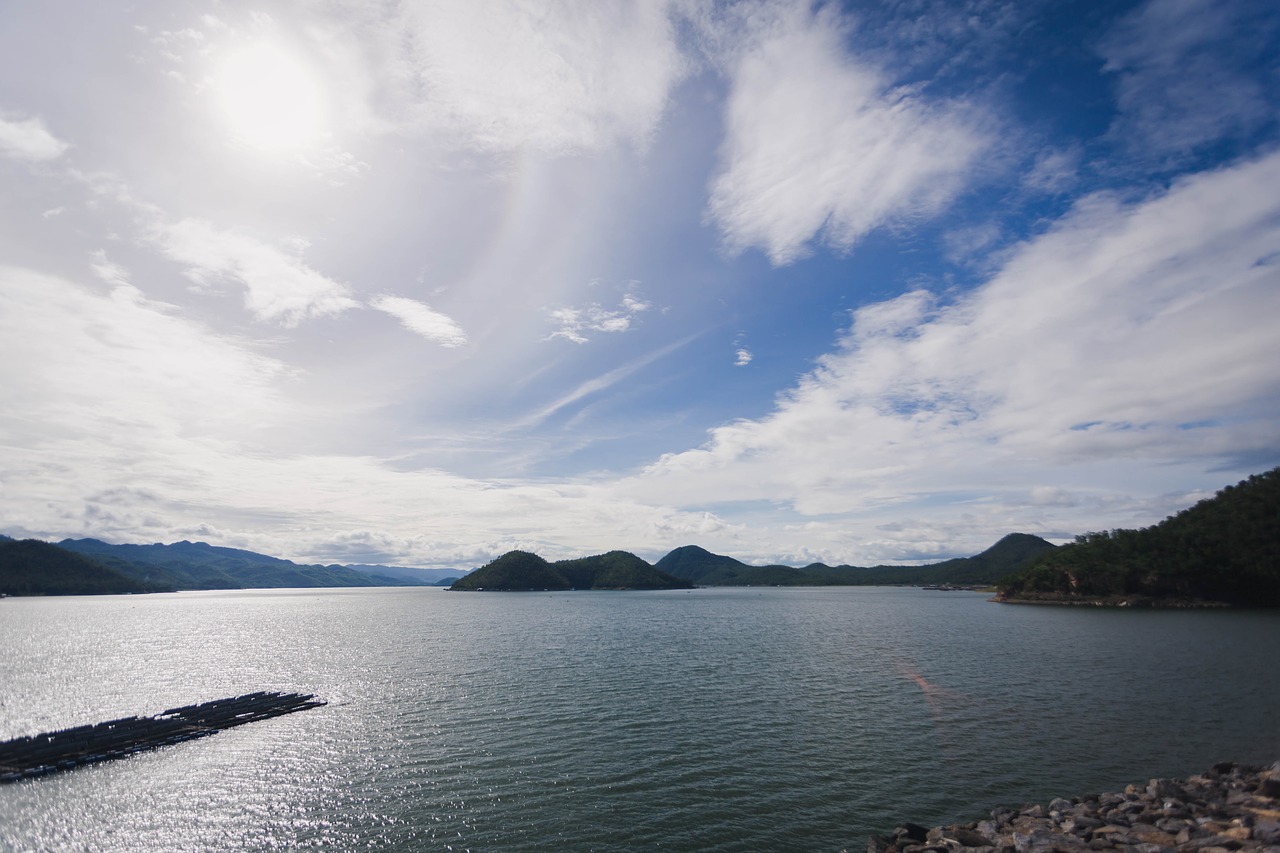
[51,538,428,591]
[344,563,470,584]
[654,533,1056,587]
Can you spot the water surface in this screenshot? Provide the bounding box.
[2,587,1277,851]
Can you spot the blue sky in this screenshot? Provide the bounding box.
[1,0,1278,569]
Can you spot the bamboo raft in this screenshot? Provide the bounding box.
[0,690,325,783]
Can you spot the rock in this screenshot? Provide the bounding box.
[903,823,932,842]
[1152,780,1190,801]
[1131,829,1178,846]
[870,764,1280,853]
[952,828,992,847]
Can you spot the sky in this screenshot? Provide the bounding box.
[1,0,1278,570]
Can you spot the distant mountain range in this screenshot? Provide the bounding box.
[654,532,1054,587]
[5,466,1275,602]
[1,531,1052,597]
[450,534,1055,592]
[0,536,463,596]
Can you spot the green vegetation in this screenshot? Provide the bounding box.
[0,537,430,596]
[654,533,1056,587]
[15,465,1274,603]
[450,551,571,591]
[0,539,167,596]
[450,550,694,591]
[997,468,1280,606]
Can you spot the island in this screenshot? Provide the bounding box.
[448,550,694,591]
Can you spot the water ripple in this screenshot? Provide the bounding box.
[2,588,1278,851]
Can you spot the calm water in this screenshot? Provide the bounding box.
[1,587,1277,852]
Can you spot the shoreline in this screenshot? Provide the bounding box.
[863,761,1280,853]
[993,593,1234,609]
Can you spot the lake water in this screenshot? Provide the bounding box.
[1,587,1277,852]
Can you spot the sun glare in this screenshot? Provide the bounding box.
[214,42,326,153]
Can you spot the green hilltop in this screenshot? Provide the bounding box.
[449,550,694,591]
[997,467,1280,607]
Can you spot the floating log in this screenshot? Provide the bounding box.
[0,691,325,783]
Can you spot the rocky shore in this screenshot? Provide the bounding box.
[865,762,1280,853]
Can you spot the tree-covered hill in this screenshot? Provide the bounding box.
[653,533,1056,587]
[997,468,1280,606]
[0,539,168,596]
[450,550,694,591]
[0,537,432,595]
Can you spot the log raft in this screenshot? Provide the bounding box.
[0,690,325,783]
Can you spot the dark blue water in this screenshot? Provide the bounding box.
[2,587,1277,851]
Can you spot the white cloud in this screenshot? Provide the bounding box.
[1099,0,1279,161]
[0,113,69,161]
[0,265,290,544]
[147,218,359,326]
[370,294,468,348]
[0,264,715,564]
[705,3,990,264]
[352,0,687,155]
[734,348,753,367]
[1022,148,1081,195]
[89,250,131,287]
[627,151,1280,550]
[546,289,651,343]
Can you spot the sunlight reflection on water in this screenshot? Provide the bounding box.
[2,588,1278,851]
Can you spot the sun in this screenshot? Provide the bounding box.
[213,42,327,153]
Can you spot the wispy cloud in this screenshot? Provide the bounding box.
[89,250,132,288]
[0,112,69,161]
[517,335,694,431]
[340,0,687,155]
[546,289,651,343]
[628,151,1280,551]
[734,348,753,367]
[1099,0,1280,163]
[370,294,468,347]
[146,218,359,326]
[705,3,991,264]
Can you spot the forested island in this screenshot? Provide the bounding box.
[448,550,694,591]
[995,467,1280,607]
[451,534,1054,592]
